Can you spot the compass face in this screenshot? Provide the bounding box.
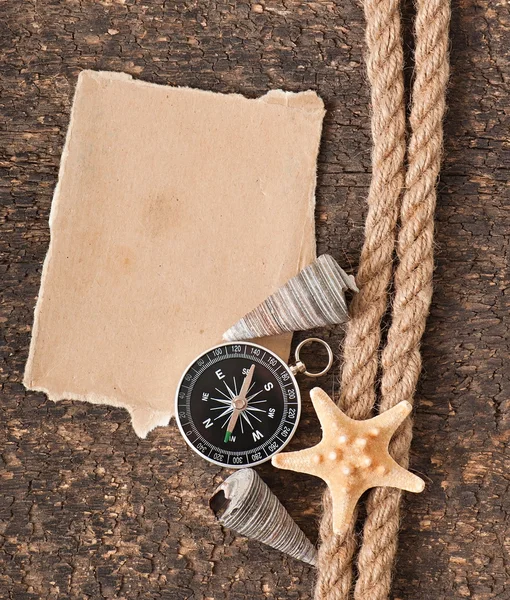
[175,342,301,468]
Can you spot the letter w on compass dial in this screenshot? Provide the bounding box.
[175,343,301,468]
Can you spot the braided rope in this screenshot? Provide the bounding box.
[354,1,450,598]
[314,0,406,597]
[315,0,449,597]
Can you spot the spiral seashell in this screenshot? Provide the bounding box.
[223,254,358,342]
[210,468,317,566]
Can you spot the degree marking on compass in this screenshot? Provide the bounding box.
[195,352,286,387]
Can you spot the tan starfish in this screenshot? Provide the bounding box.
[272,387,425,534]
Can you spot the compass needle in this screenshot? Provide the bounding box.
[224,364,255,442]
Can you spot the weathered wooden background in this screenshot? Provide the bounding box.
[1,1,509,599]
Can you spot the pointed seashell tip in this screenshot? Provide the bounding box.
[210,468,317,566]
[223,254,357,341]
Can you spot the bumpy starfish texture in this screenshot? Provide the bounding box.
[272,388,425,534]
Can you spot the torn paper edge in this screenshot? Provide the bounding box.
[23,70,325,438]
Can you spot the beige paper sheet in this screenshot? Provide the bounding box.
[24,70,324,437]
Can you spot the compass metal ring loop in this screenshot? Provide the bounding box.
[294,338,334,378]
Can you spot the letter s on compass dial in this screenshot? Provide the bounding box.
[175,342,301,468]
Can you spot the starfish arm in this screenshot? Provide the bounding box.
[369,400,412,438]
[327,480,364,535]
[271,446,324,479]
[380,459,425,493]
[309,387,352,431]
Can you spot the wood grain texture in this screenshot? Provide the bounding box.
[0,1,508,599]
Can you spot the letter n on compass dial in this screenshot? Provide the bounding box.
[175,342,302,468]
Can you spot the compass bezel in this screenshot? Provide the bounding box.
[174,341,302,468]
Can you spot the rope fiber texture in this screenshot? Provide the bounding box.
[314,0,406,595]
[315,0,450,598]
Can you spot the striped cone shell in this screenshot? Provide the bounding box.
[210,468,317,566]
[223,254,358,342]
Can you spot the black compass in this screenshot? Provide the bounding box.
[175,342,301,468]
